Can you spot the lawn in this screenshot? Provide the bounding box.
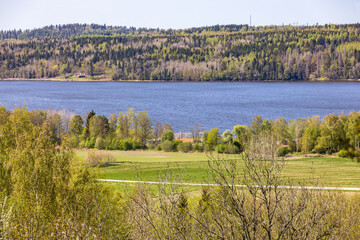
[75,150,360,188]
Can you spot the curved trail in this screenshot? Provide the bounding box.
[96,179,360,191]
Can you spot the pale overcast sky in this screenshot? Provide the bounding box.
[0,0,359,30]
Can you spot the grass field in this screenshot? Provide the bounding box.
[75,150,360,188]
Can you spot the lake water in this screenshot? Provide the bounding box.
[0,81,359,132]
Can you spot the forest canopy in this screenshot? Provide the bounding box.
[0,23,359,81]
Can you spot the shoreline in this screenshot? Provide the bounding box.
[1,78,360,83]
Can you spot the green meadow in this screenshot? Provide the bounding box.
[76,150,360,188]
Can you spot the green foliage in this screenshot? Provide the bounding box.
[85,137,96,148]
[1,24,360,81]
[177,142,192,153]
[0,106,128,238]
[206,128,220,149]
[302,116,321,153]
[95,137,105,150]
[232,125,247,145]
[161,130,174,142]
[85,110,95,137]
[68,135,80,148]
[193,142,204,152]
[222,129,233,143]
[161,140,175,152]
[215,143,240,154]
[215,143,226,153]
[276,146,289,157]
[89,115,109,138]
[337,149,348,158]
[69,114,83,136]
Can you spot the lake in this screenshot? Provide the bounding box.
[0,81,359,132]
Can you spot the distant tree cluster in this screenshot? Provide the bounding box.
[1,105,358,160]
[0,24,359,81]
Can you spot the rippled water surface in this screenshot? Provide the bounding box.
[0,81,359,131]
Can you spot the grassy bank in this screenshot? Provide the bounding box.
[76,150,360,188]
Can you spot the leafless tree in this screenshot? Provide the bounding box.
[191,123,202,143]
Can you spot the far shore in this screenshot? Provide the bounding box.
[1,78,360,83]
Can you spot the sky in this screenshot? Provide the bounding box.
[0,0,359,31]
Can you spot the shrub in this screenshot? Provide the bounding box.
[337,149,348,158]
[276,146,289,157]
[233,141,242,152]
[215,143,226,153]
[177,142,192,153]
[123,140,133,151]
[216,143,240,154]
[161,140,174,152]
[224,144,240,154]
[148,144,156,150]
[132,141,146,150]
[193,143,204,152]
[313,145,326,154]
[173,140,182,151]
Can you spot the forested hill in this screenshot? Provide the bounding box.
[0,23,359,81]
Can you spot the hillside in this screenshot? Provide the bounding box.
[0,23,359,81]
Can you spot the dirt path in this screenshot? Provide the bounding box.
[96,179,360,191]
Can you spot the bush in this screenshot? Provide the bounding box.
[148,144,157,150]
[161,140,174,152]
[313,145,326,154]
[123,140,133,151]
[215,143,226,153]
[224,144,240,154]
[132,141,146,150]
[177,142,192,153]
[193,143,204,152]
[233,141,242,152]
[276,146,289,157]
[337,149,360,161]
[216,143,240,154]
[337,149,348,158]
[173,140,182,151]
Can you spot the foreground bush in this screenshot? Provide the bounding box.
[126,135,360,239]
[0,107,128,239]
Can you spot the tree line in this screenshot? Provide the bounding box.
[1,106,358,160]
[1,24,360,81]
[1,106,360,239]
